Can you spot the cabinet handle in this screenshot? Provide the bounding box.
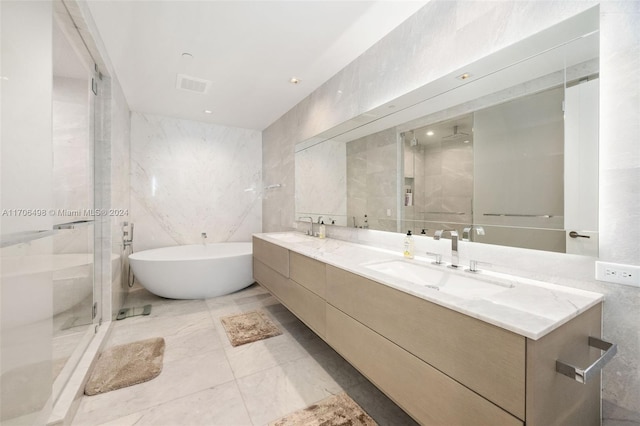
[556,337,617,384]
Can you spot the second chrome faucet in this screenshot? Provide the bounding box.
[434,229,459,268]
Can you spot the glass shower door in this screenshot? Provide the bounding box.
[50,13,99,404]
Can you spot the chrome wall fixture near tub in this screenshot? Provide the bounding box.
[129,242,254,299]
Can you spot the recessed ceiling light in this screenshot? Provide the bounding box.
[426,131,434,136]
[456,72,472,80]
[204,110,212,114]
[464,140,470,144]
[289,77,300,84]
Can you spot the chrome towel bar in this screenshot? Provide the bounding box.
[556,336,617,384]
[422,211,466,215]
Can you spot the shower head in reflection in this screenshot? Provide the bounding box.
[442,125,470,140]
[410,131,418,147]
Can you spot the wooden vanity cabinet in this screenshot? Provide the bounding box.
[326,265,525,419]
[253,238,325,337]
[253,236,289,277]
[252,237,603,426]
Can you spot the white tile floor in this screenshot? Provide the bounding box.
[71,283,418,426]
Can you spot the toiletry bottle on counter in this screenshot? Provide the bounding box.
[319,221,326,239]
[403,230,414,259]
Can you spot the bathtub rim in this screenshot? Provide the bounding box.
[128,242,252,262]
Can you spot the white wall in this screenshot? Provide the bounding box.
[130,113,262,251]
[262,1,640,422]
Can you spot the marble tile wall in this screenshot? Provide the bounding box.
[131,113,262,251]
[262,1,640,421]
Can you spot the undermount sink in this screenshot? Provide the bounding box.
[364,259,513,300]
[266,233,312,243]
[365,260,446,289]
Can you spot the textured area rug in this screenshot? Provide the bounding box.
[84,337,165,396]
[220,310,282,347]
[270,392,378,426]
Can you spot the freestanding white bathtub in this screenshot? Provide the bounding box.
[128,242,253,299]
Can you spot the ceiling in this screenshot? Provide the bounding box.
[86,1,427,131]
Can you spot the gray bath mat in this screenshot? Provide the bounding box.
[269,392,377,426]
[84,337,165,396]
[220,310,282,347]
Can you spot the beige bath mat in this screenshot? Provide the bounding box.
[270,392,377,426]
[84,337,165,396]
[220,310,282,347]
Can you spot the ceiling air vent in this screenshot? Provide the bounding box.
[176,74,211,94]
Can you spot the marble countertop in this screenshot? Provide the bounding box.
[253,232,604,340]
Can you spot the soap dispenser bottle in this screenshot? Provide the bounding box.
[403,230,414,259]
[319,221,326,239]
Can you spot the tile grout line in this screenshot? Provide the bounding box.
[205,299,256,425]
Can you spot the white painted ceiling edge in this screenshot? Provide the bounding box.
[86,0,429,131]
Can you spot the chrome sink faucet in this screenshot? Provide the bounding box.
[434,229,459,268]
[299,216,314,236]
[462,225,485,241]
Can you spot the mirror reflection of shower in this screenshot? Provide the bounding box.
[402,114,474,238]
[122,222,135,288]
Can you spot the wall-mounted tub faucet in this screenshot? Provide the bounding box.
[123,222,134,248]
[434,229,459,268]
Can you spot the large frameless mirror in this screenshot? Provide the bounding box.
[295,7,599,255]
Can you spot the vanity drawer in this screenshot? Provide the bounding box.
[290,251,325,298]
[326,305,522,426]
[253,237,289,277]
[326,265,525,419]
[253,257,286,296]
[253,258,325,337]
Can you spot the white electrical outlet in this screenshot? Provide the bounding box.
[595,261,640,287]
